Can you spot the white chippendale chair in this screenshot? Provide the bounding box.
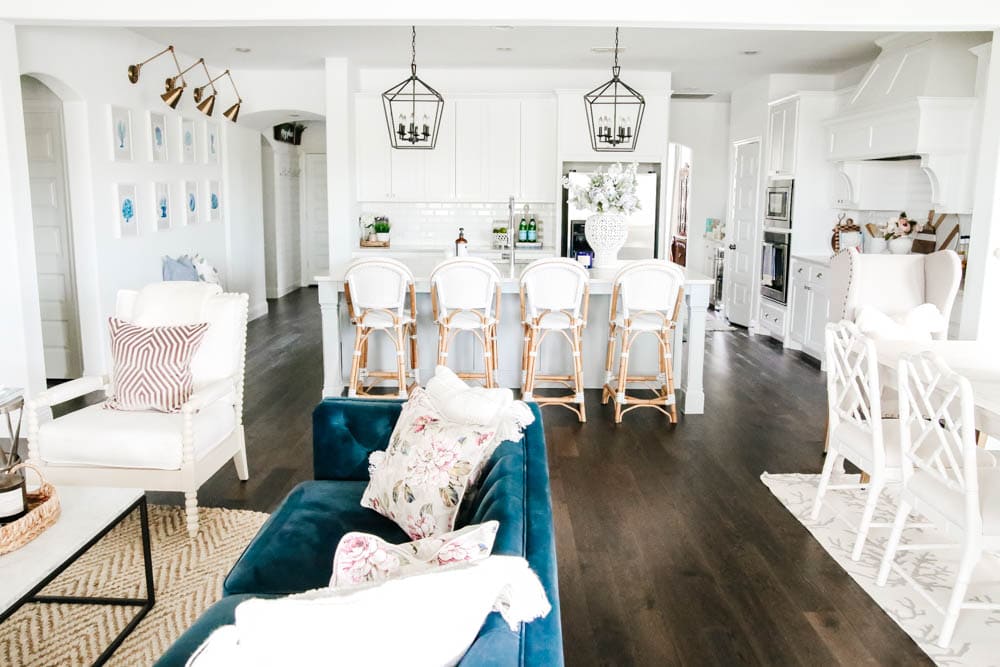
[877,352,1000,648]
[26,281,250,537]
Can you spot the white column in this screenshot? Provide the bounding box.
[961,35,1000,340]
[318,280,343,397]
[680,283,710,414]
[0,22,46,397]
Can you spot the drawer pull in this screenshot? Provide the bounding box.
[816,272,824,279]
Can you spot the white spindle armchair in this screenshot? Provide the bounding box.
[26,282,250,537]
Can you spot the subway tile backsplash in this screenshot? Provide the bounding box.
[358,201,556,249]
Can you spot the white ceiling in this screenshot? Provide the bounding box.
[129,25,910,96]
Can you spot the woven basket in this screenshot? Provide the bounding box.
[0,464,60,555]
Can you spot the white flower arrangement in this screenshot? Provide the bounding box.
[561,162,641,215]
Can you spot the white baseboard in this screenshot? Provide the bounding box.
[248,301,269,321]
[265,283,299,300]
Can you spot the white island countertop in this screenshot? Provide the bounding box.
[317,259,714,295]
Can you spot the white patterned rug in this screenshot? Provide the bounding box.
[762,472,1000,666]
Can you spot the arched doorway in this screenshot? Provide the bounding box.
[20,75,82,380]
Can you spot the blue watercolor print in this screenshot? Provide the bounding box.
[211,193,219,210]
[121,197,134,223]
[116,120,127,149]
[184,130,193,147]
[154,126,163,147]
[188,193,196,212]
[159,197,168,218]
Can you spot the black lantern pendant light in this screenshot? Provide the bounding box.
[382,26,444,149]
[584,27,645,152]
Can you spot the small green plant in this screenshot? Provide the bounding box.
[373,216,391,234]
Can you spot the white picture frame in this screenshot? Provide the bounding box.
[208,180,221,221]
[184,181,198,225]
[154,182,171,231]
[111,106,133,161]
[181,119,197,164]
[150,112,168,162]
[206,122,220,164]
[116,183,138,237]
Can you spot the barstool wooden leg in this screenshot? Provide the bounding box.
[524,326,538,400]
[394,325,408,398]
[573,325,586,422]
[660,330,678,423]
[615,328,632,424]
[482,329,495,388]
[408,321,420,388]
[348,326,365,398]
[359,334,370,383]
[436,324,448,368]
[602,323,617,406]
[521,323,531,387]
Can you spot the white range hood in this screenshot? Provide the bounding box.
[824,33,985,213]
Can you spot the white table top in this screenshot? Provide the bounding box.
[317,259,714,295]
[874,339,1000,438]
[0,486,143,613]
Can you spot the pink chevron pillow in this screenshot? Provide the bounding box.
[106,317,210,413]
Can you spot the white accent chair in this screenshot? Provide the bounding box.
[876,352,1000,648]
[813,321,900,560]
[430,258,502,388]
[828,248,962,340]
[601,260,684,424]
[344,258,419,399]
[26,282,250,537]
[519,258,590,422]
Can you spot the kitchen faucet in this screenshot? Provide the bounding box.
[507,195,517,279]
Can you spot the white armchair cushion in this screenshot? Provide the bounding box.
[855,303,947,342]
[37,401,236,470]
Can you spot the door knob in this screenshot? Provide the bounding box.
[728,244,737,250]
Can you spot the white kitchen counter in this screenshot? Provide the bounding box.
[316,260,713,414]
[791,254,833,267]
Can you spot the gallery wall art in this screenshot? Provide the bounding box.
[111,106,133,161]
[116,183,138,236]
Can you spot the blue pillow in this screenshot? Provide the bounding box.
[162,255,200,282]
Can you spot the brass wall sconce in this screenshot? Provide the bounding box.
[161,57,204,110]
[127,47,242,121]
[127,45,177,84]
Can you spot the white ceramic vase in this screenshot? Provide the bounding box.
[888,236,913,255]
[584,212,627,269]
[376,233,390,243]
[868,237,888,254]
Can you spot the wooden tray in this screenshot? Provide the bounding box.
[360,239,390,248]
[0,464,60,555]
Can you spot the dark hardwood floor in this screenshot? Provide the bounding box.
[159,286,930,666]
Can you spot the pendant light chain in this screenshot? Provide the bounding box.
[411,26,417,72]
[382,24,444,149]
[583,25,644,151]
[614,27,619,70]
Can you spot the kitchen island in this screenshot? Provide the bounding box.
[316,257,713,414]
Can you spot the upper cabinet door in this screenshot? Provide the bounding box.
[767,98,798,176]
[355,96,392,201]
[486,100,521,202]
[454,100,488,201]
[424,100,456,201]
[519,98,557,202]
[780,100,798,176]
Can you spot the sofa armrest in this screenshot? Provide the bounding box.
[312,398,404,481]
[181,379,236,414]
[28,375,108,409]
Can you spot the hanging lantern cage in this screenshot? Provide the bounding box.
[382,26,444,150]
[584,27,645,152]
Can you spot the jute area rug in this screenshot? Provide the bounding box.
[0,505,268,666]
[763,472,1000,666]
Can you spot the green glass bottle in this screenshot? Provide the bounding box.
[527,217,537,243]
[518,217,528,242]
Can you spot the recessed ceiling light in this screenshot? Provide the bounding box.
[492,25,514,31]
[289,113,300,118]
[591,46,627,54]
[496,47,513,52]
[741,49,760,56]
[235,47,251,53]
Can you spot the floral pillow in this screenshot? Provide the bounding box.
[331,521,499,589]
[361,388,496,539]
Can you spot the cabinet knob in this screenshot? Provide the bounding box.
[804,285,811,291]
[728,244,736,250]
[816,272,823,279]
[797,267,804,273]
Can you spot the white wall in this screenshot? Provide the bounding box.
[669,99,731,272]
[9,25,267,379]
[222,124,268,320]
[261,138,302,298]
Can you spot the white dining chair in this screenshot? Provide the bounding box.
[812,321,901,560]
[344,258,419,399]
[601,260,684,424]
[876,352,1000,648]
[430,258,502,388]
[519,258,590,422]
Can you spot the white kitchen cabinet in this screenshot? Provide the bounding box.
[424,101,456,200]
[355,96,392,201]
[519,98,556,202]
[486,100,521,201]
[787,258,830,359]
[454,100,489,201]
[389,150,425,201]
[767,98,798,176]
[758,299,786,340]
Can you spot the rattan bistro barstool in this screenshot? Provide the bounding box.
[520,258,590,422]
[430,257,502,387]
[344,258,419,398]
[602,260,685,424]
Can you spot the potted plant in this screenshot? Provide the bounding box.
[561,163,641,268]
[373,217,391,243]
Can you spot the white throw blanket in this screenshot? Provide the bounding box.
[425,365,535,444]
[187,556,551,667]
[855,303,947,342]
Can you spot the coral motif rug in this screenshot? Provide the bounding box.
[0,505,267,666]
[762,472,1000,666]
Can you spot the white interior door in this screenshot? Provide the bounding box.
[24,105,82,379]
[303,153,329,284]
[724,139,761,327]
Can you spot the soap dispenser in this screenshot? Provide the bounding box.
[455,227,469,257]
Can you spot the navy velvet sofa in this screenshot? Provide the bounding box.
[156,397,563,666]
